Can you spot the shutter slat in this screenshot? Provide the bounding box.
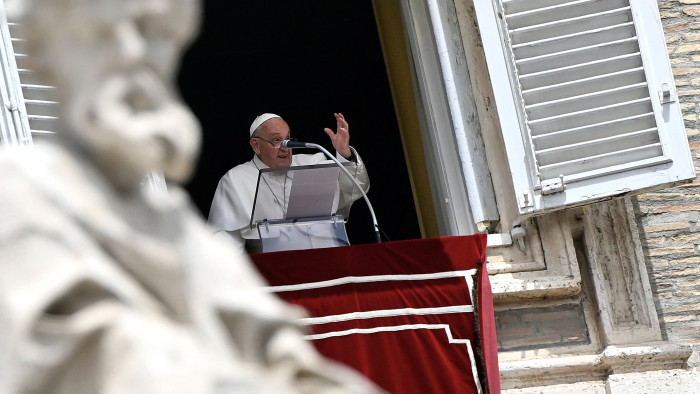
[513,23,636,59]
[526,83,649,119]
[532,113,657,150]
[546,156,672,185]
[529,99,652,135]
[24,98,58,117]
[519,53,642,90]
[503,0,564,15]
[24,99,58,106]
[510,8,631,44]
[539,144,664,180]
[517,38,639,75]
[523,68,646,105]
[506,0,628,30]
[27,114,58,121]
[536,129,660,166]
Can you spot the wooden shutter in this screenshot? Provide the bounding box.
[474,0,695,216]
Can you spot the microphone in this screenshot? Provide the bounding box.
[280,139,382,243]
[281,139,311,149]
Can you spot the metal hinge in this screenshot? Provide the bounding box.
[519,191,534,208]
[540,174,565,195]
[659,82,675,104]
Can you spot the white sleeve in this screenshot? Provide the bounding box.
[336,146,369,213]
[207,167,255,235]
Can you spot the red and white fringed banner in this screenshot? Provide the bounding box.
[252,234,500,394]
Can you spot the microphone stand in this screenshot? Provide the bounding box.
[282,140,381,243]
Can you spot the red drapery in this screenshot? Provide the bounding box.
[251,235,500,393]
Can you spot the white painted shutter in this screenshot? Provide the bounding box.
[0,10,33,145]
[474,0,695,216]
[8,20,58,143]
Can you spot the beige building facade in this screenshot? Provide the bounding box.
[376,0,700,392]
[481,1,700,391]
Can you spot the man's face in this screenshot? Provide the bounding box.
[250,118,293,168]
[14,0,202,188]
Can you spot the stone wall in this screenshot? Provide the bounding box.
[495,303,590,352]
[633,0,700,346]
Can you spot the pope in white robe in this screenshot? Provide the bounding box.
[207,113,370,252]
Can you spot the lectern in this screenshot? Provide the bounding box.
[251,162,358,253]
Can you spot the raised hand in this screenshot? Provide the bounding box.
[323,112,352,159]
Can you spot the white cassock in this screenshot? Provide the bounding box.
[207,146,369,251]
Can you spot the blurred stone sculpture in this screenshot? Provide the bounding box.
[0,0,381,392]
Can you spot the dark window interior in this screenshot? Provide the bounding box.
[178,0,421,245]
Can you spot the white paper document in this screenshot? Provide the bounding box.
[285,166,340,219]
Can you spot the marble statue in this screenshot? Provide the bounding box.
[0,0,381,392]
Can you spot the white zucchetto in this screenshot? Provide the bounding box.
[250,113,281,136]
